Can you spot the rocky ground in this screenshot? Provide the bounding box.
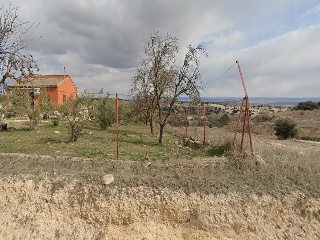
[0,153,320,239]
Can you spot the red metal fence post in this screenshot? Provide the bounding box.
[203,102,206,145]
[185,108,188,138]
[116,93,119,160]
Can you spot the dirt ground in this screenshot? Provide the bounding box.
[0,151,320,239]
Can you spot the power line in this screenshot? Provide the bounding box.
[202,63,236,87]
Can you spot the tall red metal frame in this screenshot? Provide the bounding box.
[232,60,254,156]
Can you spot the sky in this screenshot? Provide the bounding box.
[3,0,320,98]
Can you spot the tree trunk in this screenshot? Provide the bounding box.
[149,118,154,135]
[71,126,75,142]
[159,123,164,144]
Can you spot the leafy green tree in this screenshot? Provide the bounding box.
[274,118,298,140]
[95,94,115,130]
[7,88,51,128]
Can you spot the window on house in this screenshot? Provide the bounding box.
[34,88,40,94]
[63,95,67,103]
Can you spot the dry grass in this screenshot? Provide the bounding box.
[275,109,320,141]
[1,109,320,196]
[169,123,320,195]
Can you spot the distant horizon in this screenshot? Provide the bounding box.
[200,96,320,99]
[180,96,320,100]
[178,96,320,106]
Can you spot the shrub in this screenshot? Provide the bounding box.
[207,141,231,157]
[293,101,319,110]
[58,98,88,142]
[208,113,230,128]
[168,114,187,127]
[220,113,230,126]
[254,111,274,123]
[274,118,298,140]
[95,97,115,130]
[118,101,135,123]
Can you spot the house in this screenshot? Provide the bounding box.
[6,75,77,106]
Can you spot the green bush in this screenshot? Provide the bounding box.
[220,113,230,126]
[207,144,230,157]
[293,101,319,110]
[95,97,115,130]
[274,118,298,140]
[208,113,230,128]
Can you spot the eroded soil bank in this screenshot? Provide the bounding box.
[0,153,320,239]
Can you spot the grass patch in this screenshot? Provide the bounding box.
[1,118,320,196]
[0,120,207,161]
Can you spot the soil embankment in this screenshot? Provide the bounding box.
[0,153,320,239]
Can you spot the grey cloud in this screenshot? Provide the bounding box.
[4,0,320,97]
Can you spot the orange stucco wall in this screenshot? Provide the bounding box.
[35,77,77,106]
[56,77,77,105]
[6,76,77,107]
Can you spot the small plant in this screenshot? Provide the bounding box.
[254,111,274,123]
[207,145,229,157]
[220,113,230,126]
[58,97,88,142]
[208,113,230,128]
[274,118,298,140]
[51,117,60,126]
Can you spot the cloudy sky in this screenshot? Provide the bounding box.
[4,0,320,98]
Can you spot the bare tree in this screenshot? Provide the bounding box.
[58,97,88,142]
[0,3,39,85]
[130,68,157,135]
[131,31,206,143]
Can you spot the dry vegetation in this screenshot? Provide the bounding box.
[166,111,320,196]
[275,109,320,141]
[1,107,319,196]
[0,105,320,239]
